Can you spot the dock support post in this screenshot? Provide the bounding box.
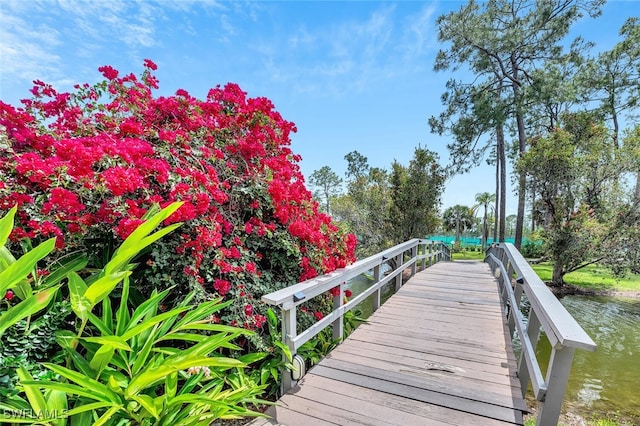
[394,253,403,290]
[280,307,297,395]
[536,347,576,426]
[518,308,542,397]
[332,281,344,342]
[411,245,418,276]
[372,264,381,312]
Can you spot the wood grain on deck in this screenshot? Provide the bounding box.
[250,261,526,425]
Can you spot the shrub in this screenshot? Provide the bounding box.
[0,203,269,424]
[0,61,356,348]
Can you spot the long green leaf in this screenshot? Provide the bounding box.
[89,345,116,374]
[131,323,159,375]
[0,286,60,337]
[174,299,231,328]
[16,366,48,416]
[130,394,159,420]
[86,313,112,336]
[112,202,183,259]
[126,357,244,397]
[0,245,32,300]
[67,272,90,322]
[105,205,183,276]
[21,381,107,402]
[82,336,132,351]
[0,246,17,270]
[42,364,120,402]
[237,353,268,365]
[155,332,210,344]
[115,276,131,336]
[165,372,178,399]
[121,308,189,341]
[64,402,114,417]
[83,271,130,305]
[0,206,16,247]
[44,389,67,426]
[127,288,172,326]
[178,324,252,334]
[0,237,55,294]
[102,294,113,331]
[42,254,88,287]
[92,405,122,426]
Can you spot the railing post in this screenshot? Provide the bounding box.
[372,264,381,312]
[332,281,344,342]
[519,308,542,397]
[429,242,434,266]
[395,253,403,290]
[537,346,576,426]
[421,242,427,270]
[411,244,418,276]
[280,307,297,394]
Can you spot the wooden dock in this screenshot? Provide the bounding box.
[251,260,527,425]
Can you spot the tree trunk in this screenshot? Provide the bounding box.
[552,261,564,286]
[635,172,640,204]
[482,208,488,251]
[530,179,536,233]
[493,149,499,244]
[498,123,507,242]
[512,62,527,250]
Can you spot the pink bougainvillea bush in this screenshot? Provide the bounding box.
[0,60,356,346]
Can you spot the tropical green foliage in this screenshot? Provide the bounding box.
[0,203,269,425]
[0,207,83,339]
[432,0,604,248]
[332,155,392,257]
[471,192,495,251]
[519,113,639,284]
[324,147,445,258]
[441,205,475,246]
[388,147,445,245]
[309,166,343,214]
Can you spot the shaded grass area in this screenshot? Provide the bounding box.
[530,262,640,292]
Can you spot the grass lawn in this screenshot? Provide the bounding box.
[450,249,640,293]
[529,262,640,292]
[451,249,486,261]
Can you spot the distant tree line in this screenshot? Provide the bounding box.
[308,147,445,258]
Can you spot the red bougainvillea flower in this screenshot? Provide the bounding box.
[0,60,357,338]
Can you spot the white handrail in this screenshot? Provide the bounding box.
[261,238,451,393]
[486,243,596,426]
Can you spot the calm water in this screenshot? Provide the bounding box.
[345,273,394,319]
[535,295,640,423]
[347,274,640,423]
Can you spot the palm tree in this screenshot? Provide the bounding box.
[472,192,496,251]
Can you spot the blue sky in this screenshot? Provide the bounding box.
[0,0,637,216]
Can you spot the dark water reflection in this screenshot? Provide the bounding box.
[534,296,640,422]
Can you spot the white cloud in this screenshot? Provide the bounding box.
[0,13,62,84]
[402,4,438,59]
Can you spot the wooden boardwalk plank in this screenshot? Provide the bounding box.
[253,261,526,425]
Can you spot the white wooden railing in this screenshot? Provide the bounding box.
[485,243,597,426]
[261,239,451,393]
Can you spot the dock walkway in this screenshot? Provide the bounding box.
[252,260,527,425]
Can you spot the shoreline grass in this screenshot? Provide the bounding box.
[530,262,640,293]
[450,249,640,293]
